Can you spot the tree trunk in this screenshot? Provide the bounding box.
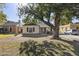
[53,13,60,39]
[50,26,53,34]
[50,26,52,32]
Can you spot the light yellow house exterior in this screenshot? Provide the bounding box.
[59,23,79,33]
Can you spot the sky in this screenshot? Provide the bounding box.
[2,3,79,23]
[3,3,19,22]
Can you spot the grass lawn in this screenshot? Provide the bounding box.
[19,39,76,56]
[0,34,15,39]
[0,35,79,56]
[0,40,20,56]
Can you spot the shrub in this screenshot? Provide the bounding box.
[19,40,75,56]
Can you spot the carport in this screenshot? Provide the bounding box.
[0,27,8,33]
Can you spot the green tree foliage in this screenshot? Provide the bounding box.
[0,3,6,24]
[23,15,38,25]
[0,11,7,24]
[18,3,79,39]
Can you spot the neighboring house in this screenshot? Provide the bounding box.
[23,22,50,35]
[0,20,22,34]
[59,23,79,34]
[59,24,71,34]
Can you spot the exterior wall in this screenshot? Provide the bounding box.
[23,25,40,34]
[39,27,50,33]
[9,25,22,34]
[59,24,71,33]
[1,25,22,34]
[46,27,50,33]
[59,23,79,33]
[7,25,17,33]
[15,26,22,33]
[12,25,16,33]
[16,26,20,33]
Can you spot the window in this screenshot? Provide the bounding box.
[33,27,35,32]
[27,27,35,32]
[29,28,32,32]
[27,27,28,32]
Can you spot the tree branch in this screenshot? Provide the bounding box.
[28,10,55,28]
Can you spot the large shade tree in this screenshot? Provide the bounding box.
[0,3,7,24]
[22,15,38,25]
[18,3,79,39]
[0,11,7,24]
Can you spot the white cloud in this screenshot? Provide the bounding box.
[17,3,27,7]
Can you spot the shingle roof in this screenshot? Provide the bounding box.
[0,21,19,26]
[6,21,19,24]
[38,21,49,27]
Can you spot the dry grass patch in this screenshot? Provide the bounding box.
[0,34,15,39]
[0,40,20,56]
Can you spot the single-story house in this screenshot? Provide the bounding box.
[0,20,22,34]
[23,22,51,35]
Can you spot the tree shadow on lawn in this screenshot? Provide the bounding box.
[56,38,79,56]
[19,38,79,56]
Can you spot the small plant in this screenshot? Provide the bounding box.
[19,40,76,56]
